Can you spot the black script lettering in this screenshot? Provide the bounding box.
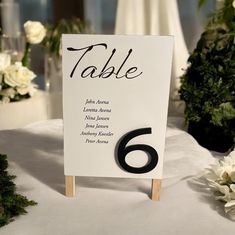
[85,99,95,105]
[98,131,114,136]
[85,123,95,129]
[96,115,109,121]
[85,139,95,143]
[83,107,98,112]
[99,49,116,78]
[125,67,142,79]
[96,100,109,104]
[96,139,108,144]
[81,66,98,78]
[99,108,111,112]
[85,115,96,120]
[67,43,142,79]
[80,131,97,137]
[95,124,108,129]
[68,43,107,78]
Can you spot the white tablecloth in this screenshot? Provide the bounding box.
[0,118,234,235]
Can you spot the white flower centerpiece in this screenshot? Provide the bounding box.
[0,21,48,130]
[0,21,46,104]
[205,150,235,216]
[0,59,37,103]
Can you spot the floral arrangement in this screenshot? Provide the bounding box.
[0,60,37,103]
[0,21,46,104]
[205,150,235,215]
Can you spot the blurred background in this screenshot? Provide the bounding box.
[0,0,215,89]
[0,0,218,129]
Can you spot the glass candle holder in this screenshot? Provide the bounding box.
[0,35,25,63]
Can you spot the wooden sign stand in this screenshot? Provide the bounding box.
[65,176,75,197]
[65,176,161,201]
[151,179,161,201]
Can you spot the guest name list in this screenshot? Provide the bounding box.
[80,98,113,144]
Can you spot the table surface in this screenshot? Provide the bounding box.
[0,117,234,235]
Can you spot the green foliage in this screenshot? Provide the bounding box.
[180,0,235,150]
[206,0,235,31]
[212,102,235,126]
[198,0,207,9]
[0,154,37,227]
[42,17,90,57]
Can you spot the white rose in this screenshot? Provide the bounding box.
[17,83,37,97]
[3,62,36,88]
[0,96,10,104]
[0,53,11,71]
[229,150,235,158]
[225,200,235,214]
[24,21,46,44]
[230,171,235,182]
[207,180,229,197]
[233,0,235,9]
[16,86,28,95]
[0,87,16,98]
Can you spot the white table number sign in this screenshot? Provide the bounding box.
[62,34,173,199]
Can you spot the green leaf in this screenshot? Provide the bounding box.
[198,0,207,9]
[212,103,235,126]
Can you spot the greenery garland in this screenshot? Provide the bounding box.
[0,154,37,227]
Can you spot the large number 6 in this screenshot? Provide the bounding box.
[117,128,158,174]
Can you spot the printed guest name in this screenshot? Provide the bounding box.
[85,139,108,144]
[85,99,109,105]
[85,123,109,129]
[80,131,114,137]
[85,115,110,121]
[83,107,111,113]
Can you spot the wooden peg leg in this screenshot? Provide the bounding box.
[151,179,161,201]
[65,176,75,197]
